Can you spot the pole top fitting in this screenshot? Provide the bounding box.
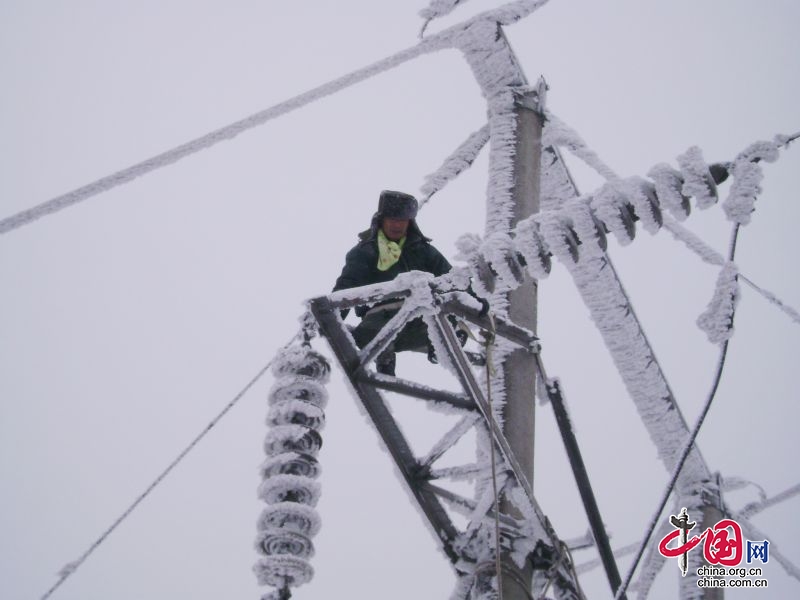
[513,76,548,114]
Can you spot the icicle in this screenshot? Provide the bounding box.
[697,262,740,344]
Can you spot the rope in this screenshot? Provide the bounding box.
[614,224,742,600]
[38,344,290,600]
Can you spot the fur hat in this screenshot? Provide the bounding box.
[377,190,418,220]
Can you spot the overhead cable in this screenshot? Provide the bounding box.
[39,355,279,600]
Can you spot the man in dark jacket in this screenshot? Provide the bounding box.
[333,190,452,375]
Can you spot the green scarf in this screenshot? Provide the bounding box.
[377,229,406,271]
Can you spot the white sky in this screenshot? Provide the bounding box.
[1,1,798,599]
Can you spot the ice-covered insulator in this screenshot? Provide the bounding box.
[677,146,718,209]
[540,212,580,263]
[624,177,662,233]
[255,529,315,559]
[258,474,322,506]
[268,379,329,410]
[564,196,607,257]
[648,162,691,220]
[723,158,763,225]
[253,555,314,588]
[260,452,320,479]
[267,400,325,430]
[258,502,322,537]
[264,425,322,456]
[271,346,330,384]
[512,217,551,279]
[481,232,525,289]
[592,183,636,245]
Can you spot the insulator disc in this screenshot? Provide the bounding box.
[258,474,321,506]
[618,202,637,241]
[272,347,330,384]
[513,219,551,279]
[253,555,314,588]
[264,425,323,456]
[267,400,325,430]
[648,162,691,220]
[260,452,320,479]
[258,502,321,537]
[255,529,314,559]
[628,178,663,232]
[269,379,328,409]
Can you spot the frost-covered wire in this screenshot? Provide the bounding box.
[419,124,490,205]
[39,350,284,600]
[735,481,800,520]
[1,0,555,237]
[419,0,471,37]
[614,225,741,600]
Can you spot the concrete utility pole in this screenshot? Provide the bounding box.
[497,87,543,600]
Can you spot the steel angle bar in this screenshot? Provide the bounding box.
[423,483,521,532]
[428,311,560,549]
[535,355,627,600]
[327,284,410,312]
[439,299,539,353]
[356,371,476,412]
[356,304,424,373]
[309,295,462,561]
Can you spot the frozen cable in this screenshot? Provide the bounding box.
[614,224,742,600]
[663,215,800,326]
[1,0,554,237]
[0,42,449,236]
[737,481,800,520]
[38,332,302,600]
[738,274,800,325]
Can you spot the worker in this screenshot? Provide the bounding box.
[333,190,483,375]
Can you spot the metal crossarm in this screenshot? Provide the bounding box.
[309,294,464,562]
[308,280,584,597]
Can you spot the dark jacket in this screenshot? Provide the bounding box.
[333,220,451,317]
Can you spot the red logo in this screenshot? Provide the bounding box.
[658,509,744,572]
[660,518,743,565]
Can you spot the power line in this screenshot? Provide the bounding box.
[0,0,556,237]
[0,42,445,237]
[614,224,742,600]
[39,355,278,600]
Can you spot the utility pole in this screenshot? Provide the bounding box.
[496,87,543,600]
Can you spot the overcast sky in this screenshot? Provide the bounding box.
[2,1,799,599]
